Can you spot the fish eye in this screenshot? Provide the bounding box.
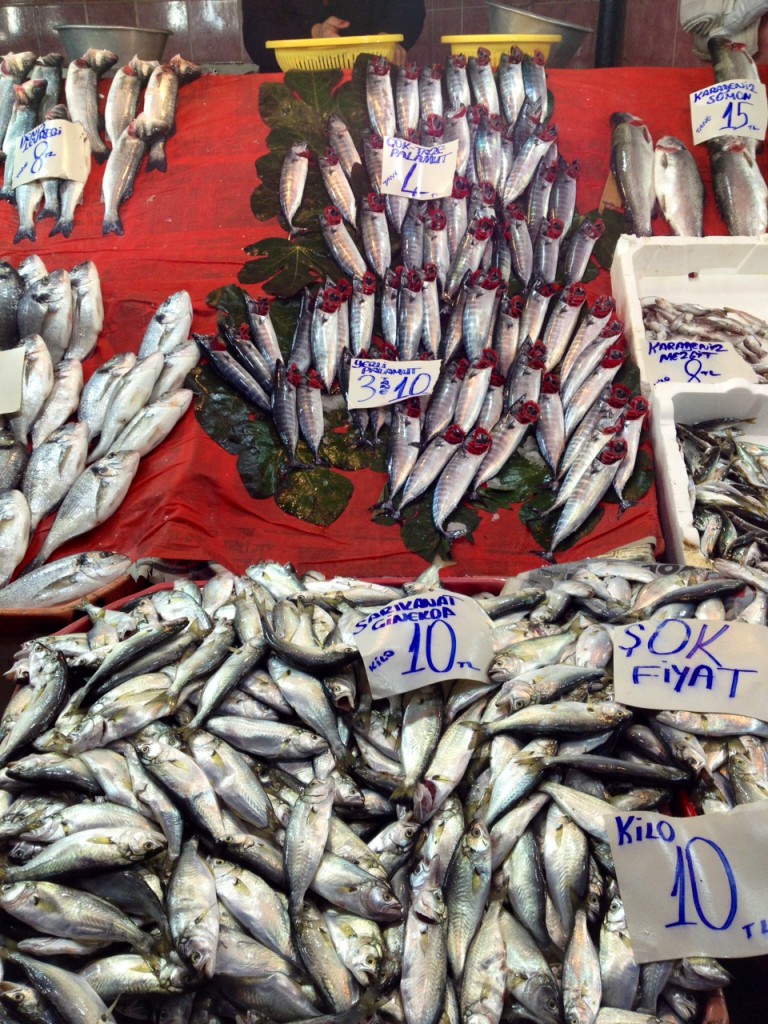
[547,999,558,1011]
[514,699,527,710]
[144,840,156,851]
[404,826,417,839]
[190,951,202,965]
[366,955,376,966]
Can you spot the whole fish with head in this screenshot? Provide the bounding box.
[9,334,54,446]
[24,449,141,571]
[280,140,311,234]
[102,113,162,236]
[654,135,705,237]
[610,112,655,236]
[1,79,48,201]
[104,57,155,147]
[64,48,118,163]
[143,55,202,173]
[23,420,89,532]
[0,51,36,152]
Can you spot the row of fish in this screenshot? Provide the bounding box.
[609,38,768,238]
[641,296,768,384]
[675,414,768,569]
[203,271,649,557]
[0,556,757,1022]
[0,258,198,584]
[244,51,652,554]
[0,48,201,241]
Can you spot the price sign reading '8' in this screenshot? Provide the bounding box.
[608,802,768,961]
[353,590,494,698]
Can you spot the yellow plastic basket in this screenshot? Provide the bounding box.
[266,34,404,71]
[441,34,562,65]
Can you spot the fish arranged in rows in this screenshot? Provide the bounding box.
[0,47,202,241]
[609,39,768,238]
[0,557,754,1022]
[102,54,202,236]
[675,414,768,571]
[248,49,652,556]
[642,295,768,383]
[0,265,198,585]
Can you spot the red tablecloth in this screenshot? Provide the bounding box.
[0,67,751,579]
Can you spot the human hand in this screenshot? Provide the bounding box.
[390,42,408,66]
[311,17,351,38]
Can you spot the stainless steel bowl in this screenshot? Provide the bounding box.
[54,25,172,72]
[485,2,592,66]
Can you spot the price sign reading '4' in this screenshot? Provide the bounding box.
[608,803,768,961]
[380,137,459,201]
[690,78,768,145]
[347,357,441,410]
[353,589,493,698]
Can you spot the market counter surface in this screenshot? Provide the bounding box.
[0,65,746,578]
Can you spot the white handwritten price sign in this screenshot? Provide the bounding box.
[608,802,768,961]
[13,120,91,189]
[0,348,26,415]
[690,78,768,145]
[647,334,757,387]
[613,619,768,719]
[347,357,441,410]
[381,137,459,201]
[353,590,493,698]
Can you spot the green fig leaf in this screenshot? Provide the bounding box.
[206,283,249,323]
[399,493,481,564]
[236,421,283,499]
[476,450,552,512]
[590,207,632,271]
[187,365,262,455]
[275,467,354,525]
[604,447,654,505]
[239,236,340,298]
[520,492,605,557]
[320,425,388,472]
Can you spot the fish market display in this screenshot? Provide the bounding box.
[202,48,653,560]
[641,296,768,383]
[675,414,768,569]
[0,558,749,1022]
[0,48,202,242]
[0,256,198,592]
[609,39,768,238]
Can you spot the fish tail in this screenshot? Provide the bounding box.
[389,782,415,801]
[146,140,167,174]
[102,214,124,237]
[13,225,35,244]
[36,205,59,222]
[49,217,73,238]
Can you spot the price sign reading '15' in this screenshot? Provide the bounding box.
[613,619,768,719]
[608,803,768,961]
[381,137,458,201]
[690,78,768,145]
[347,358,441,409]
[353,590,493,698]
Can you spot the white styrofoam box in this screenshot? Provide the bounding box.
[650,379,768,566]
[611,235,768,395]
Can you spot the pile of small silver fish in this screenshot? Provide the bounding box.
[0,557,756,1023]
[231,49,652,557]
[0,48,201,241]
[609,38,768,238]
[0,257,199,586]
[675,414,768,570]
[641,296,768,383]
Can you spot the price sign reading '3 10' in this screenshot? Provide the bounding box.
[608,803,768,961]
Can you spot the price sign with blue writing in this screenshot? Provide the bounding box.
[690,78,768,145]
[608,803,768,960]
[13,120,91,189]
[347,357,441,410]
[353,590,493,698]
[613,619,768,719]
[381,137,458,201]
